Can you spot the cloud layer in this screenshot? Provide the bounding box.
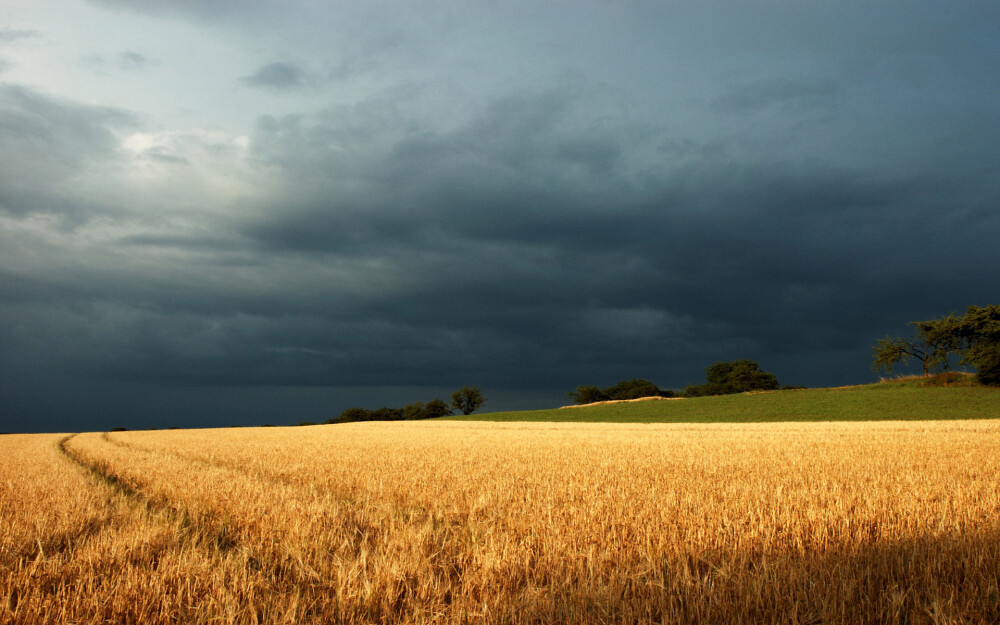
[1,1,998,431]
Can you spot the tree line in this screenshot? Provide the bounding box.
[329,386,485,423]
[326,304,998,420]
[569,360,785,405]
[872,304,1000,385]
[570,304,999,407]
[568,378,675,404]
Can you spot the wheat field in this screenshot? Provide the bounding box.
[3,420,1000,624]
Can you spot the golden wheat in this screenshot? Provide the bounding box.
[4,420,1000,624]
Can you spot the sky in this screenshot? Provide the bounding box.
[1,1,998,433]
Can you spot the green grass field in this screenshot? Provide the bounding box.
[447,382,1000,424]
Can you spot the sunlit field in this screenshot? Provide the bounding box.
[4,420,1000,624]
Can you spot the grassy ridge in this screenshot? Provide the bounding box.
[448,384,1000,423]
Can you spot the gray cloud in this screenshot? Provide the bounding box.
[0,29,40,43]
[712,76,841,114]
[211,83,996,401]
[0,85,135,221]
[81,51,156,74]
[87,0,253,20]
[3,1,999,432]
[241,62,309,90]
[116,51,153,71]
[8,81,990,413]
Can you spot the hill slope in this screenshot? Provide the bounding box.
[446,384,1000,423]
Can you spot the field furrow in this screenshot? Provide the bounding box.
[1,434,325,624]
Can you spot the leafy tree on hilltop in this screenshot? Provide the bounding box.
[872,315,962,377]
[604,378,672,400]
[451,386,485,415]
[872,306,1000,386]
[684,360,779,396]
[568,379,673,405]
[954,305,1000,386]
[709,360,779,393]
[422,398,454,419]
[568,386,608,405]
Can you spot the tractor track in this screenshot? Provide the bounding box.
[58,434,240,553]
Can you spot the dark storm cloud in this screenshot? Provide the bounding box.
[217,84,999,404]
[243,87,630,251]
[4,72,998,432]
[712,77,840,114]
[3,1,1000,433]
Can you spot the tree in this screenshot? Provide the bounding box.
[569,379,673,405]
[604,378,673,400]
[568,386,608,405]
[872,315,962,377]
[371,407,404,421]
[954,305,1000,386]
[684,360,779,396]
[451,386,485,415]
[680,384,712,398]
[422,398,453,419]
[332,407,372,423]
[402,401,426,420]
[706,360,779,393]
[332,396,456,423]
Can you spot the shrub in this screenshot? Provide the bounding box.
[422,398,453,419]
[568,386,608,405]
[333,393,466,423]
[371,407,404,421]
[332,407,373,423]
[917,372,979,387]
[570,379,672,405]
[683,361,780,397]
[604,378,674,401]
[968,345,1000,386]
[451,387,485,415]
[403,402,426,420]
